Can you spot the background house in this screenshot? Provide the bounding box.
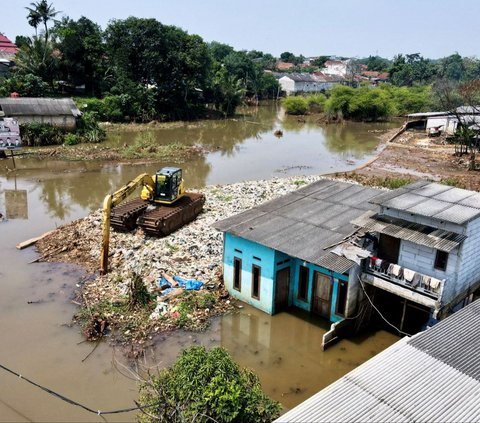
[0,34,18,78]
[322,59,349,76]
[0,98,81,129]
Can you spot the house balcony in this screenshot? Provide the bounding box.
[361,259,444,310]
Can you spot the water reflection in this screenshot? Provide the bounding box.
[5,189,28,219]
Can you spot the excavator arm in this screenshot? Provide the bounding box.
[100,173,155,274]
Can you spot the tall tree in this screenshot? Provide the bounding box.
[54,16,105,95]
[25,1,60,61]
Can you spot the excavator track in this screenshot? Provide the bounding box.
[110,198,148,231]
[137,193,205,237]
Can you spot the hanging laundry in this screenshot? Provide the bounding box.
[411,273,422,288]
[387,263,395,275]
[420,274,429,288]
[370,256,378,268]
[380,260,390,273]
[430,278,442,290]
[403,268,415,282]
[392,264,402,277]
[375,258,383,268]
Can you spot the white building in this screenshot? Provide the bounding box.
[322,59,350,76]
[279,73,343,95]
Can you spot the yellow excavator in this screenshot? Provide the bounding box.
[101,167,204,274]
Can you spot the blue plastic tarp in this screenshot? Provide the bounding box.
[173,275,204,290]
[158,275,204,292]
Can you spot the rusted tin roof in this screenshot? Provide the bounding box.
[370,181,480,226]
[352,211,466,252]
[0,97,81,117]
[213,179,382,274]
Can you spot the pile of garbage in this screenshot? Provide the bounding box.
[38,175,324,344]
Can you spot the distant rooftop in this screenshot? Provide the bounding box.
[276,299,480,423]
[0,35,17,54]
[0,98,81,117]
[214,179,381,274]
[370,181,480,226]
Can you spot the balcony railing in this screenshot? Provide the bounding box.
[364,258,444,300]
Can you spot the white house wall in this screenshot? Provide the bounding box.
[279,77,295,95]
[455,218,480,300]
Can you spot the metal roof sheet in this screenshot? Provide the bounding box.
[276,300,480,423]
[370,182,480,225]
[0,97,81,117]
[213,179,381,272]
[352,212,466,252]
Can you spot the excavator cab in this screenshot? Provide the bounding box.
[153,167,185,204]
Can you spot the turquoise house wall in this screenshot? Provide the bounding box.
[222,233,350,322]
[223,233,275,314]
[289,259,348,322]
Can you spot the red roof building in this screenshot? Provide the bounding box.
[0,35,18,54]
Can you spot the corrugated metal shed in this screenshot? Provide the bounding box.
[370,182,480,226]
[352,211,467,252]
[0,98,81,117]
[213,180,381,273]
[276,300,480,423]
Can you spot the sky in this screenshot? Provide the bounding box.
[2,0,480,59]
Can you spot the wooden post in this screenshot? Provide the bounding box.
[10,150,16,170]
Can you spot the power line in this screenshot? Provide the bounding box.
[357,276,411,337]
[0,363,153,416]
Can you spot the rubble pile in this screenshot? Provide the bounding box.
[37,175,323,344]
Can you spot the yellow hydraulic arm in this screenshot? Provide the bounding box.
[100,173,155,274]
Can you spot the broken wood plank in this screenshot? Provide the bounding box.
[16,230,55,250]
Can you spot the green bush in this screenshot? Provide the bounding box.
[282,96,309,115]
[138,346,281,423]
[306,93,327,111]
[64,133,80,145]
[20,122,66,146]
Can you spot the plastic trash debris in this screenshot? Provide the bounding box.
[173,275,204,290]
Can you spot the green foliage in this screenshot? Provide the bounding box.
[63,133,80,145]
[76,111,106,143]
[282,96,308,115]
[129,273,152,310]
[357,55,392,72]
[0,73,49,97]
[20,122,66,146]
[280,51,304,65]
[306,94,327,111]
[389,53,436,87]
[137,346,281,423]
[211,66,245,117]
[311,56,330,68]
[324,84,431,121]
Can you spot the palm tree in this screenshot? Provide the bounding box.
[25,1,60,45]
[25,8,41,36]
[25,1,60,62]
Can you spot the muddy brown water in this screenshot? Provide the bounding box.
[0,104,398,421]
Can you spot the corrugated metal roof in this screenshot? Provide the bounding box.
[408,300,480,381]
[0,97,81,117]
[352,212,466,252]
[276,300,480,423]
[213,180,381,273]
[370,182,480,225]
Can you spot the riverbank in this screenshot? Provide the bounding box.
[339,128,480,191]
[36,175,323,353]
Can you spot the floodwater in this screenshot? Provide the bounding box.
[0,104,398,421]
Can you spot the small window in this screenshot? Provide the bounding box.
[434,250,449,271]
[298,266,309,301]
[336,281,348,316]
[233,257,242,291]
[252,265,261,299]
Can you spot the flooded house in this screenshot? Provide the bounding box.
[214,179,480,336]
[213,179,381,322]
[0,97,81,129]
[407,106,480,135]
[354,181,480,332]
